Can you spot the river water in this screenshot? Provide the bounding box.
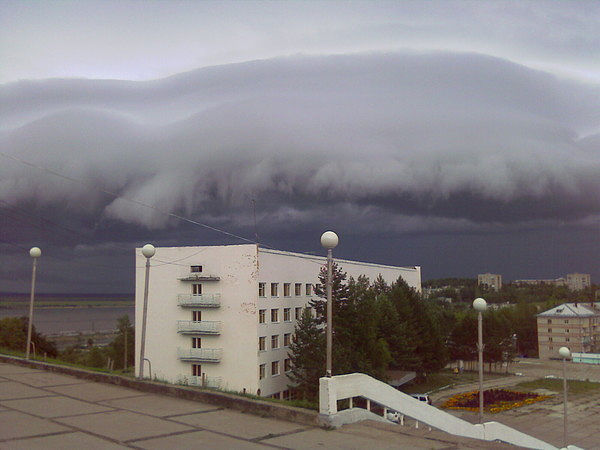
[0,307,135,335]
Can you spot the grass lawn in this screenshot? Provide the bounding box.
[400,369,508,394]
[515,378,600,394]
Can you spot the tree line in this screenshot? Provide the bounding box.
[289,266,542,401]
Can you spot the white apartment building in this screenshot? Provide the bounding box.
[566,273,591,291]
[135,244,421,399]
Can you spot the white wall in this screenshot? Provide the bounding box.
[135,244,259,393]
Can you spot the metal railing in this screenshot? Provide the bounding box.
[177,294,221,307]
[177,347,223,362]
[177,320,222,335]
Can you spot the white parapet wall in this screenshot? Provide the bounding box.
[319,373,558,450]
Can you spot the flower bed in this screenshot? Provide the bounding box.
[442,389,551,413]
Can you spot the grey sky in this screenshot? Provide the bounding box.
[0,1,598,292]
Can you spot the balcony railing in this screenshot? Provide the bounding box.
[187,375,223,389]
[178,274,220,282]
[177,320,222,335]
[177,294,221,308]
[177,347,222,362]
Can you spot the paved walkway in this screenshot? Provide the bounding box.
[0,362,508,449]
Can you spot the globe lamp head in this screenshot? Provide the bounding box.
[141,244,156,258]
[29,247,41,258]
[558,347,571,359]
[473,297,487,312]
[320,231,339,249]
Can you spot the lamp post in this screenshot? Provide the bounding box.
[138,244,155,379]
[473,297,487,424]
[25,247,41,359]
[559,346,570,448]
[321,231,338,378]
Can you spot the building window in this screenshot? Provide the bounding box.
[259,282,266,297]
[547,319,552,324]
[271,335,279,349]
[282,389,290,400]
[295,307,302,320]
[192,337,201,348]
[192,284,202,295]
[259,309,266,324]
[315,284,322,293]
[284,358,291,372]
[548,337,553,342]
[566,329,569,333]
[259,364,265,379]
[295,283,302,296]
[306,283,312,296]
[284,308,291,322]
[271,283,279,297]
[192,310,202,321]
[272,361,280,376]
[191,265,202,273]
[192,364,201,376]
[548,328,552,333]
[284,333,291,346]
[284,283,291,297]
[564,320,569,324]
[259,336,266,351]
[566,337,570,342]
[271,308,279,322]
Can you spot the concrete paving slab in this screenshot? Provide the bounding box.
[100,394,218,417]
[0,364,42,375]
[263,427,448,449]
[175,408,307,440]
[55,410,193,442]
[2,431,130,450]
[45,382,145,402]
[0,371,87,387]
[132,430,270,449]
[1,395,114,418]
[0,381,53,400]
[0,410,70,441]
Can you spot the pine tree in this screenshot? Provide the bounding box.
[287,308,325,401]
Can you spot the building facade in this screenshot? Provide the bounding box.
[135,244,421,398]
[477,273,502,291]
[566,273,591,291]
[537,303,600,359]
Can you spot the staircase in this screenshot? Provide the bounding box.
[319,373,564,449]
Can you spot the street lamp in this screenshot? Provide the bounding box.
[473,297,487,424]
[559,346,570,448]
[321,231,338,378]
[138,244,155,379]
[25,247,41,359]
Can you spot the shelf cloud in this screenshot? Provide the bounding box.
[2,52,599,234]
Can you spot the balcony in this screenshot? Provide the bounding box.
[187,375,223,389]
[177,320,222,335]
[177,294,221,308]
[178,274,220,282]
[178,347,222,362]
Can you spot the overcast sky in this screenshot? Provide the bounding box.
[1,0,598,293]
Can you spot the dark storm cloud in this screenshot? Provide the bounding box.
[2,52,599,235]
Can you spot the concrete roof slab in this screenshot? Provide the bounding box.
[0,410,69,441]
[55,410,193,442]
[3,431,129,450]
[2,395,114,418]
[45,382,145,402]
[0,364,43,375]
[0,381,52,400]
[131,430,270,449]
[100,394,218,417]
[174,409,308,439]
[0,371,88,387]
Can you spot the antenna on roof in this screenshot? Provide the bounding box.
[251,198,259,244]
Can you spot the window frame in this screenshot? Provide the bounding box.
[271,334,279,349]
[259,282,266,297]
[259,336,266,351]
[271,360,280,376]
[271,283,279,297]
[259,309,266,324]
[271,308,279,323]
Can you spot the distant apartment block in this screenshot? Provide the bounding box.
[566,273,591,291]
[135,244,421,399]
[537,303,600,359]
[514,273,591,291]
[477,273,502,291]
